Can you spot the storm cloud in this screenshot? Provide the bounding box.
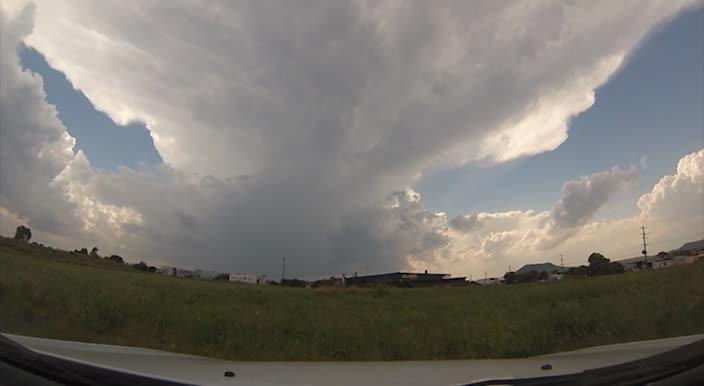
[1,0,700,277]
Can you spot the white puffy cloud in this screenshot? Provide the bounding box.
[552,167,637,228]
[0,1,700,278]
[638,149,704,222]
[636,148,704,250]
[0,6,145,255]
[343,165,639,276]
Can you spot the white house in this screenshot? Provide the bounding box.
[229,273,259,284]
[475,277,502,286]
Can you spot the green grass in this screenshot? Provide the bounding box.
[1,237,703,361]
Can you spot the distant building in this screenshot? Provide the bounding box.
[175,268,197,278]
[516,262,569,275]
[617,252,695,271]
[195,269,219,279]
[617,256,653,272]
[158,265,176,275]
[475,277,502,286]
[676,239,704,253]
[229,273,259,284]
[344,271,465,287]
[312,277,344,288]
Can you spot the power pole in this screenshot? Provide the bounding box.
[641,226,648,263]
[282,257,286,281]
[560,254,564,268]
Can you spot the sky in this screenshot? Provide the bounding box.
[1,0,703,280]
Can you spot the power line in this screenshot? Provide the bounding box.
[641,226,648,263]
[281,257,286,281]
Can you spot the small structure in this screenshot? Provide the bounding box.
[475,277,502,286]
[229,273,258,284]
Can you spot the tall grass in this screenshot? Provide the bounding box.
[1,237,702,360]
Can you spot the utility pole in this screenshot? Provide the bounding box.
[641,226,648,263]
[282,257,286,281]
[560,254,564,268]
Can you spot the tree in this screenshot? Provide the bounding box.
[105,255,124,264]
[213,273,230,281]
[656,251,670,259]
[13,225,32,242]
[586,252,624,276]
[133,261,150,271]
[90,246,100,257]
[588,252,609,267]
[503,271,517,284]
[538,270,549,281]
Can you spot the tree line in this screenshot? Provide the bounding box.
[13,225,157,272]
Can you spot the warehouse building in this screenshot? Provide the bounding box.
[344,271,466,287]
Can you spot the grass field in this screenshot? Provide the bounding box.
[1,237,703,361]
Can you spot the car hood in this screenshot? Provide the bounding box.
[3,333,703,386]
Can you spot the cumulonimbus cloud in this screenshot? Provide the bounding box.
[0,0,700,278]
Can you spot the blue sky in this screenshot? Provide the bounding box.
[19,47,162,171]
[19,7,703,218]
[415,7,703,218]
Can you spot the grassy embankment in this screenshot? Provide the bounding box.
[1,237,703,361]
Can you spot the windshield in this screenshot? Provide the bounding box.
[1,0,703,368]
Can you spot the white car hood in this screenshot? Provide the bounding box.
[4,333,703,386]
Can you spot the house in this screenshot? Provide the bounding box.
[474,277,502,286]
[229,273,259,284]
[516,262,569,275]
[343,271,464,287]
